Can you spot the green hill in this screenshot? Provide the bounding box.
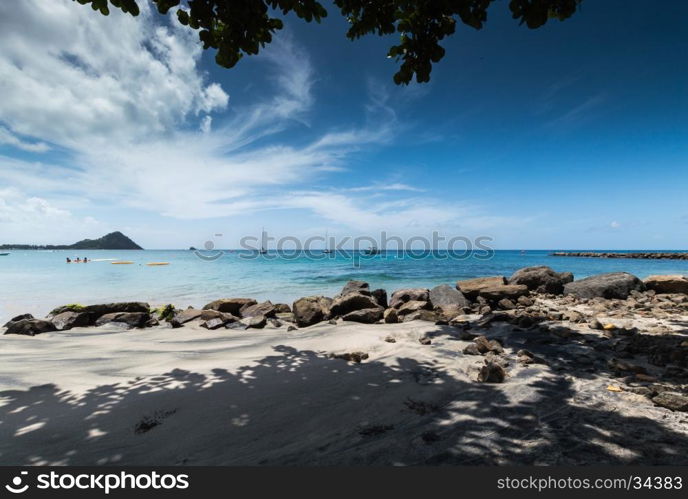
[0,232,143,250]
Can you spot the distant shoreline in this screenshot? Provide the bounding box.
[552,252,688,260]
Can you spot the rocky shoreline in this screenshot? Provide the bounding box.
[551,251,688,260]
[3,265,688,464]
[4,267,688,417]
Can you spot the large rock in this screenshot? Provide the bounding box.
[479,284,529,302]
[456,276,506,299]
[49,302,149,319]
[563,272,645,299]
[274,303,292,313]
[644,275,688,294]
[292,296,332,327]
[402,310,437,322]
[3,313,34,329]
[51,311,92,331]
[478,361,506,383]
[240,301,277,318]
[171,308,237,328]
[329,293,380,317]
[371,288,388,308]
[240,315,268,329]
[342,307,384,323]
[508,266,572,294]
[5,319,56,336]
[396,300,431,317]
[652,392,688,412]
[95,312,150,329]
[340,280,371,296]
[389,288,430,309]
[429,284,469,308]
[201,318,227,330]
[202,298,257,315]
[383,308,399,323]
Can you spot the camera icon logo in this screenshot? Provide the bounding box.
[5,471,29,494]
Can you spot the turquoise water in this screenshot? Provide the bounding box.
[2,249,688,322]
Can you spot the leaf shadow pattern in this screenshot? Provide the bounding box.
[1,337,687,466]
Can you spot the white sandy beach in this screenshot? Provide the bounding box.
[2,314,687,466]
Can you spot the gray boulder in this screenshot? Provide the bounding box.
[241,315,268,329]
[51,311,93,331]
[397,300,431,317]
[329,293,380,317]
[389,288,430,309]
[292,296,332,327]
[5,319,57,336]
[563,272,644,299]
[371,288,388,308]
[201,318,227,330]
[240,301,276,318]
[226,321,249,331]
[341,280,371,296]
[508,266,572,294]
[652,392,688,412]
[171,308,238,328]
[3,313,34,329]
[342,307,384,323]
[202,298,257,315]
[49,302,149,319]
[479,284,529,302]
[429,284,469,308]
[95,312,150,328]
[456,276,506,299]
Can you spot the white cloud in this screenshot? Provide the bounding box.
[0,187,103,243]
[0,0,228,148]
[347,183,425,193]
[0,0,509,243]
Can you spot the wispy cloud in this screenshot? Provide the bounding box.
[346,183,425,193]
[0,0,513,244]
[545,94,607,129]
[0,126,50,153]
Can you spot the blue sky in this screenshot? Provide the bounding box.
[0,0,686,249]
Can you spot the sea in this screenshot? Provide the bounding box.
[2,249,688,322]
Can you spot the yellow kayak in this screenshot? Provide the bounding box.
[146,262,170,266]
[111,261,134,265]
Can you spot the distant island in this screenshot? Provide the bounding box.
[0,231,142,250]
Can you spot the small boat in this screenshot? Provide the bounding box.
[363,246,380,255]
[111,261,134,265]
[0,253,9,256]
[146,262,169,266]
[259,227,268,254]
[323,230,333,254]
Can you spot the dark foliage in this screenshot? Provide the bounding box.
[74,0,581,84]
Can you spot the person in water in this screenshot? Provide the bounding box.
[66,257,71,263]
[83,257,88,263]
[75,257,81,263]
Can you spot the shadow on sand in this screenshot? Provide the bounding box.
[1,323,687,465]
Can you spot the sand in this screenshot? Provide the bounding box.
[1,318,687,465]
